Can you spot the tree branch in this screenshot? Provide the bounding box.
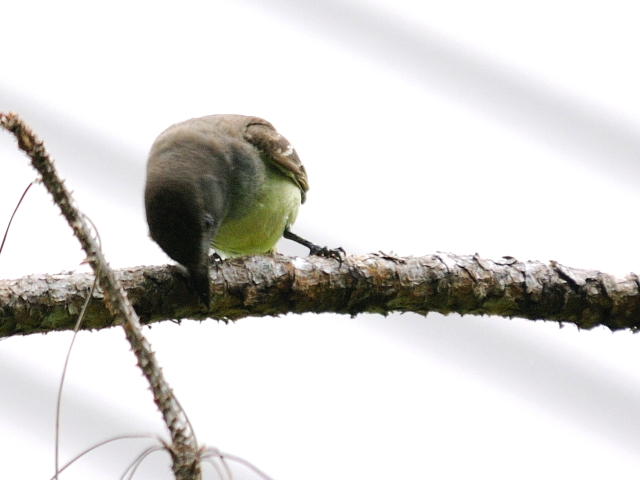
[1,112,201,480]
[2,252,640,335]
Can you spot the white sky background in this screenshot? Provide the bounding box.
[2,0,640,478]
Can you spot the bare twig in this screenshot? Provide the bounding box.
[202,448,276,480]
[1,112,201,480]
[49,434,160,479]
[0,180,34,255]
[55,262,100,478]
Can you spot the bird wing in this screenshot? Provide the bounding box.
[243,119,309,204]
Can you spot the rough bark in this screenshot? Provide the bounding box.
[1,112,201,480]
[2,252,639,336]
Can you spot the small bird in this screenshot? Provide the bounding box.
[145,114,342,305]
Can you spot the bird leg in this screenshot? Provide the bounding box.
[283,230,345,261]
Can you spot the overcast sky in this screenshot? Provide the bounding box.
[2,1,640,479]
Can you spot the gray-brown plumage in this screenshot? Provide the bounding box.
[145,114,342,306]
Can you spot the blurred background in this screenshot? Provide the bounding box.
[2,1,640,478]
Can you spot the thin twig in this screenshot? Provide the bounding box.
[201,449,276,480]
[0,180,34,256]
[121,445,167,480]
[49,434,160,479]
[55,264,100,479]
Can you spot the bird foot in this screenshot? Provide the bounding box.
[309,244,346,262]
[208,251,223,265]
[283,229,345,262]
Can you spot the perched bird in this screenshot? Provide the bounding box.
[145,114,342,305]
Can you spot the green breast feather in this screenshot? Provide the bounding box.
[212,168,302,257]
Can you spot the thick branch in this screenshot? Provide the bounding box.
[2,252,640,335]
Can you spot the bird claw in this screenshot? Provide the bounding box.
[309,245,346,262]
[208,252,223,265]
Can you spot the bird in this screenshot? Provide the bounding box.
[144,114,343,306]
